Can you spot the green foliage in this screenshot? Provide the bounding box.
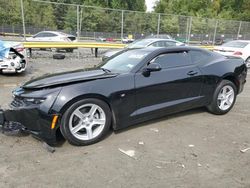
[1,0,249,37]
[154,0,250,21]
[154,0,250,36]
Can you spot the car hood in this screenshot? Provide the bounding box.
[22,69,118,89]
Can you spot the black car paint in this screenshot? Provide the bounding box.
[1,47,247,145]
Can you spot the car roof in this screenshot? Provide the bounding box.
[36,31,70,36]
[142,38,179,42]
[131,46,207,53]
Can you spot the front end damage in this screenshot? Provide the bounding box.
[0,87,62,145]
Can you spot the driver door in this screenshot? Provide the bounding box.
[134,50,203,120]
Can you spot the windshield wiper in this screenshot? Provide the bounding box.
[101,68,111,73]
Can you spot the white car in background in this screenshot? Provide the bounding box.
[213,40,250,68]
[0,41,26,74]
[26,31,77,52]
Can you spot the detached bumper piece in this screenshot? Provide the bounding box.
[0,123,26,137]
[0,109,29,136]
[0,107,58,143]
[0,109,57,152]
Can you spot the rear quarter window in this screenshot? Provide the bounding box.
[153,51,191,69]
[189,50,214,64]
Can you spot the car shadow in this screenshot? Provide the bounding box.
[54,107,208,147]
[114,107,208,135]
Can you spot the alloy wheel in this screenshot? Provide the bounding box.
[217,85,235,111]
[69,103,106,141]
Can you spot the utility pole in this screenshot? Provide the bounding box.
[77,5,80,58]
[157,14,161,36]
[212,20,218,45]
[237,21,242,39]
[121,10,124,40]
[20,0,26,41]
[187,17,192,45]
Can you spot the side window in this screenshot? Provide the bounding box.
[35,33,46,38]
[152,51,191,69]
[149,41,167,47]
[163,41,177,47]
[150,42,160,47]
[189,50,212,64]
[46,33,57,37]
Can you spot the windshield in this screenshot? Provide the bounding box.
[222,41,249,48]
[100,50,150,73]
[127,39,155,48]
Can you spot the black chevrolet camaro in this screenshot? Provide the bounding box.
[0,47,247,146]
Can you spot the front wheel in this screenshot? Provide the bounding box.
[207,80,237,115]
[60,98,112,146]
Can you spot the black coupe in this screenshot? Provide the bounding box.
[0,47,247,146]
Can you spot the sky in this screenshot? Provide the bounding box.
[145,0,158,12]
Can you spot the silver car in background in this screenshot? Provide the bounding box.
[102,38,185,61]
[26,31,77,52]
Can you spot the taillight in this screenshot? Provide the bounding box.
[62,37,70,42]
[233,51,243,55]
[15,48,24,52]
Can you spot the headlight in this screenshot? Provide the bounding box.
[23,97,46,105]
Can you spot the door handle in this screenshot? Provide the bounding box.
[187,70,198,76]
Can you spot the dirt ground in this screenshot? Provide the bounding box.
[0,50,250,188]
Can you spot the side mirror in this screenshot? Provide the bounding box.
[142,63,161,77]
[145,63,161,72]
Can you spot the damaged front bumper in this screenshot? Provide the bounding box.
[0,87,62,145]
[0,107,58,145]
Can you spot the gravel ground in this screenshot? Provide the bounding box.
[0,50,250,188]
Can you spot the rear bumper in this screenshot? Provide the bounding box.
[0,107,58,145]
[0,57,26,74]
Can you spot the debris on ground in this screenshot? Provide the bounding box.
[138,141,144,145]
[191,153,198,157]
[188,144,195,148]
[42,142,56,153]
[118,148,136,159]
[180,164,185,168]
[197,163,202,167]
[150,128,159,133]
[240,147,250,153]
[0,122,27,136]
[155,160,178,164]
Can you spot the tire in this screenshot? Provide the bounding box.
[60,98,112,146]
[207,80,237,115]
[53,54,65,60]
[246,57,250,69]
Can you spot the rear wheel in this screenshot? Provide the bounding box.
[60,98,111,146]
[207,80,237,115]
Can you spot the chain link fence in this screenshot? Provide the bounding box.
[1,0,250,44]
